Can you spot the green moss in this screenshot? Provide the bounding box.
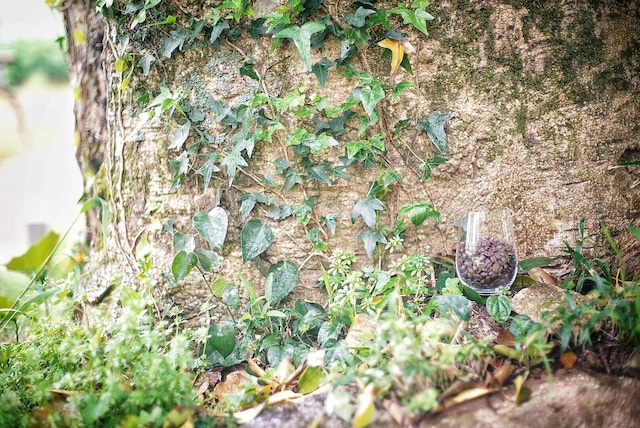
[515,106,528,137]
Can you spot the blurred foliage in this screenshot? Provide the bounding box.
[4,39,68,86]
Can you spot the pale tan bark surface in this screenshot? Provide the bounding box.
[65,0,639,323]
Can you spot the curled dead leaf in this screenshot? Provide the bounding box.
[213,370,251,402]
[378,38,405,76]
[560,351,578,370]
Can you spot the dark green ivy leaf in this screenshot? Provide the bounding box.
[240,61,260,81]
[195,248,224,271]
[305,163,331,185]
[210,21,230,44]
[196,152,221,191]
[389,5,434,36]
[312,57,335,89]
[266,204,293,221]
[207,322,237,358]
[172,250,198,281]
[420,153,447,181]
[358,229,387,259]
[221,148,248,187]
[241,219,274,263]
[162,29,188,57]
[169,121,191,150]
[240,193,271,221]
[193,207,228,250]
[173,232,195,253]
[322,213,339,235]
[417,112,454,154]
[351,196,385,228]
[344,7,376,27]
[435,294,472,321]
[267,261,300,305]
[138,54,155,75]
[274,21,326,72]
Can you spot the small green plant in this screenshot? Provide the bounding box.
[552,221,640,354]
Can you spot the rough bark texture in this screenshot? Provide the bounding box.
[66,0,639,324]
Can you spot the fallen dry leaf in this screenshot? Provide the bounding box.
[213,370,251,401]
[492,363,516,388]
[497,374,532,414]
[496,328,516,346]
[432,387,495,414]
[528,267,558,287]
[560,351,578,370]
[345,313,378,348]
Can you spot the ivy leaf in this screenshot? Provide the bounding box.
[266,204,293,221]
[312,57,335,89]
[240,193,270,221]
[378,38,405,76]
[274,21,326,72]
[420,153,447,181]
[138,54,155,75]
[306,163,331,185]
[343,27,371,46]
[322,213,339,235]
[417,112,454,154]
[393,81,416,98]
[193,207,228,250]
[267,261,299,305]
[241,219,274,263]
[169,121,191,150]
[435,295,472,321]
[207,321,237,358]
[358,80,385,117]
[172,250,198,281]
[221,148,248,187]
[398,201,440,226]
[240,61,259,81]
[351,196,385,228]
[486,295,512,324]
[196,152,221,191]
[210,20,230,44]
[283,168,304,192]
[389,4,434,36]
[358,229,387,259]
[173,232,195,253]
[344,7,376,27]
[162,29,188,57]
[195,248,224,271]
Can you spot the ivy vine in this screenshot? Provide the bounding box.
[94,0,452,291]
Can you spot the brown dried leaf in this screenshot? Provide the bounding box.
[345,313,377,348]
[213,370,251,401]
[496,328,515,346]
[528,267,558,287]
[560,351,578,370]
[492,363,516,388]
[432,387,495,414]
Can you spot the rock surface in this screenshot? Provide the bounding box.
[241,370,640,427]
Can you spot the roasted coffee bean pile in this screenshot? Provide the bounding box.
[456,236,517,289]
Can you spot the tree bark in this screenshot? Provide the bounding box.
[64,0,640,324]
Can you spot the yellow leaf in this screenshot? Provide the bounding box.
[378,38,405,76]
[352,383,376,428]
[73,28,86,45]
[297,366,325,395]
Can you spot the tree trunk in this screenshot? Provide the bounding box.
[63,0,640,324]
